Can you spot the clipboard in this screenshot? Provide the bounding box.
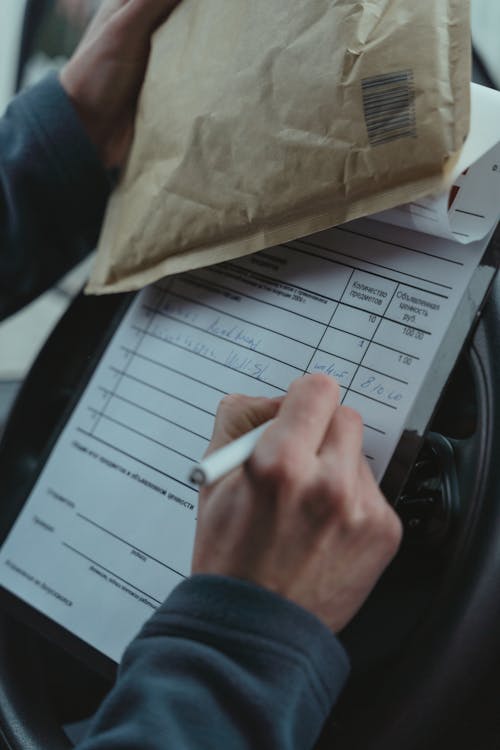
[0,220,497,677]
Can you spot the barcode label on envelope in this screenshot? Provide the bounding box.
[362,70,416,146]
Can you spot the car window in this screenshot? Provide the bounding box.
[19,0,102,90]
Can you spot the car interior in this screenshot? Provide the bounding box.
[0,1,499,748]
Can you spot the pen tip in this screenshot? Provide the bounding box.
[189,467,206,486]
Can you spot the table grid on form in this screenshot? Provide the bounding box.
[81,235,453,488]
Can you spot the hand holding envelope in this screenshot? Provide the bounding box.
[87,0,471,295]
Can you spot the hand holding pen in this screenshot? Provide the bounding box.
[190,373,402,634]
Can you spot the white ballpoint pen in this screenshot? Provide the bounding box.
[189,419,274,487]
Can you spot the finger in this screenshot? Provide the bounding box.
[85,0,179,42]
[265,374,340,456]
[205,394,283,456]
[357,456,394,515]
[85,0,127,33]
[121,0,181,31]
[318,405,364,476]
[292,408,364,532]
[357,457,403,557]
[197,462,243,517]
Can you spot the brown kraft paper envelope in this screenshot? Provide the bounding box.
[87,0,471,294]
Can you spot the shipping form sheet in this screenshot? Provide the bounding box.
[0,216,495,662]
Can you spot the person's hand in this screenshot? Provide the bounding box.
[60,0,180,168]
[192,374,403,633]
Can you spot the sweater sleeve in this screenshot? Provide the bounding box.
[0,73,111,321]
[76,575,350,750]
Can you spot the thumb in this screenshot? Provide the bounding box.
[206,395,283,456]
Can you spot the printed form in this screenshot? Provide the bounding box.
[0,214,494,661]
[375,84,500,242]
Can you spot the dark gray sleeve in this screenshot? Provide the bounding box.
[76,575,350,750]
[0,73,111,321]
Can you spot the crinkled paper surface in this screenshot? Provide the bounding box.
[87,0,470,294]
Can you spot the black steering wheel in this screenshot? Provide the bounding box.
[0,268,500,748]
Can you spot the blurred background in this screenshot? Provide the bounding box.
[0,0,499,437]
[0,0,100,434]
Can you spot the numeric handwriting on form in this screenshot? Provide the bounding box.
[358,374,403,405]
